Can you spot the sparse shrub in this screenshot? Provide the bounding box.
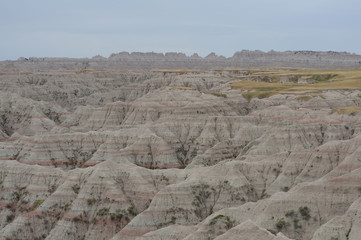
[11,186,28,203]
[50,158,57,167]
[11,152,20,160]
[312,74,337,82]
[289,76,299,83]
[293,217,302,229]
[285,210,295,218]
[261,188,268,199]
[170,216,177,224]
[97,207,109,216]
[285,209,304,229]
[273,167,281,176]
[6,213,15,223]
[110,210,124,222]
[224,217,235,229]
[127,205,137,216]
[63,203,71,211]
[72,216,81,222]
[192,181,230,220]
[48,183,57,193]
[346,227,351,239]
[32,199,45,210]
[275,218,289,231]
[210,214,225,225]
[160,174,169,182]
[299,206,311,220]
[87,198,96,206]
[72,184,80,194]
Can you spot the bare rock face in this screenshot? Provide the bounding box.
[1,50,361,72]
[1,57,361,239]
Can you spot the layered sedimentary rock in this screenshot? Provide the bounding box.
[1,60,361,240]
[1,50,361,72]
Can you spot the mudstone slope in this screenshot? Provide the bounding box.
[0,58,361,240]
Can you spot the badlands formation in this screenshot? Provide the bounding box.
[0,51,361,240]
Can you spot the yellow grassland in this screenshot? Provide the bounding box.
[230,69,361,100]
[331,106,361,116]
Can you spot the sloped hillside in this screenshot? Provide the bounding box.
[1,68,361,240]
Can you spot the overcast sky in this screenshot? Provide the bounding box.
[1,0,361,60]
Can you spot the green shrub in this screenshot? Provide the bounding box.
[32,199,45,210]
[72,216,81,222]
[299,206,311,221]
[97,207,109,216]
[72,184,80,194]
[127,206,137,216]
[275,218,289,230]
[87,198,96,206]
[110,212,123,222]
[110,209,125,222]
[209,214,235,230]
[285,210,295,218]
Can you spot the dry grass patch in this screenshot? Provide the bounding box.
[311,94,326,99]
[231,69,361,100]
[231,81,295,101]
[171,86,195,90]
[152,69,203,74]
[203,91,227,98]
[296,95,313,101]
[296,94,325,101]
[331,106,361,116]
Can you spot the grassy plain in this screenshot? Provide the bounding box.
[230,69,361,100]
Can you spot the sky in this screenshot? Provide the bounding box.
[1,0,361,60]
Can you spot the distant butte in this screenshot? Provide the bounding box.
[1,50,361,72]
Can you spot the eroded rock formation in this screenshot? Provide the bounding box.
[1,56,361,240]
[1,50,361,72]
